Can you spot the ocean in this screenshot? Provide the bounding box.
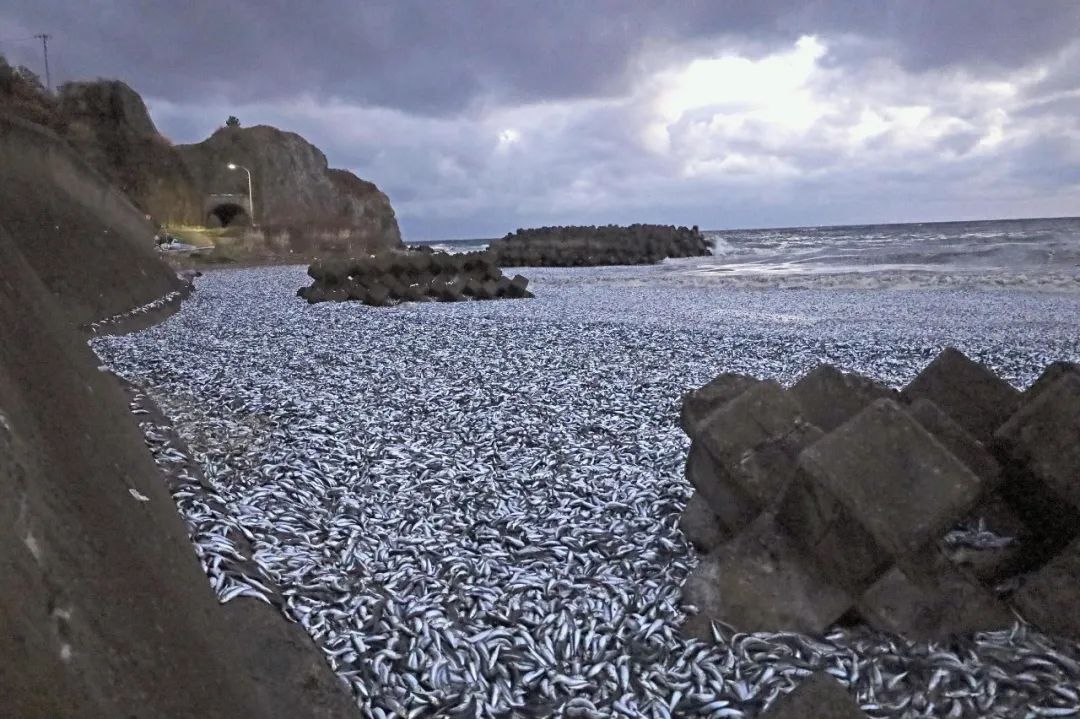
[418,216,1080,292]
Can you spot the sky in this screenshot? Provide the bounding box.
[2,1,1079,240]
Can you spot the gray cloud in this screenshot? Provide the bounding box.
[3,1,1079,238]
[3,0,1078,114]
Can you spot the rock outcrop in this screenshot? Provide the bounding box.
[176,124,401,255]
[0,55,401,257]
[55,80,204,227]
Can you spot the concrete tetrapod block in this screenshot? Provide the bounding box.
[1024,361,1080,404]
[506,274,530,298]
[401,283,429,303]
[907,398,1001,485]
[478,280,500,300]
[760,672,868,719]
[696,380,823,508]
[858,545,1013,640]
[369,252,394,276]
[363,282,391,307]
[909,398,1024,579]
[679,492,730,553]
[679,373,760,438]
[1013,536,1080,642]
[993,373,1080,567]
[944,493,1028,584]
[463,277,485,298]
[685,443,760,534]
[777,399,985,593]
[901,347,1020,443]
[790,364,898,433]
[996,373,1080,510]
[439,278,466,302]
[325,286,349,303]
[345,281,369,303]
[681,514,852,639]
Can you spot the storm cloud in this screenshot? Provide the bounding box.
[3,1,1078,238]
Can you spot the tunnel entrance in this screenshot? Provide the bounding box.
[207,203,251,228]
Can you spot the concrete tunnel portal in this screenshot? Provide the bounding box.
[204,193,253,228]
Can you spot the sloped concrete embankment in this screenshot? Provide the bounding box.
[0,111,357,717]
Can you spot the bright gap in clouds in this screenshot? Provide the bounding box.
[146,33,1076,238]
[655,35,827,134]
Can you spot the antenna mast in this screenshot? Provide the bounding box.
[33,33,51,91]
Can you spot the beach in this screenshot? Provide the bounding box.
[93,245,1080,717]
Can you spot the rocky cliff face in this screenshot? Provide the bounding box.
[177,125,401,254]
[0,59,401,254]
[55,80,204,227]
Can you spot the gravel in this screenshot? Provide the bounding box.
[93,262,1080,719]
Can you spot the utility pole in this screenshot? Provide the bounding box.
[33,33,51,92]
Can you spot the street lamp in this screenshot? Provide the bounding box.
[226,162,256,226]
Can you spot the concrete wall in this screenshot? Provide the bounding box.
[0,112,182,326]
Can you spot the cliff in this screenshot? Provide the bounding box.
[56,80,204,226]
[0,107,357,716]
[0,57,401,256]
[177,125,401,255]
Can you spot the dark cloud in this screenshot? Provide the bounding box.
[3,1,1078,238]
[3,0,1078,115]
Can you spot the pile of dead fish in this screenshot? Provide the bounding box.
[92,266,1080,719]
[298,248,531,306]
[86,289,186,334]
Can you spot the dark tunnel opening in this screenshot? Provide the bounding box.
[207,203,251,228]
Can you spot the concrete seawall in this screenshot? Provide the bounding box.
[0,111,357,717]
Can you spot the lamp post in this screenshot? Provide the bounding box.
[226,163,256,226]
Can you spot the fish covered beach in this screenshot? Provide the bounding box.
[94,221,1080,718]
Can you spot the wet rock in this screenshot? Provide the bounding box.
[682,514,851,638]
[760,672,868,719]
[790,364,897,433]
[901,347,1020,442]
